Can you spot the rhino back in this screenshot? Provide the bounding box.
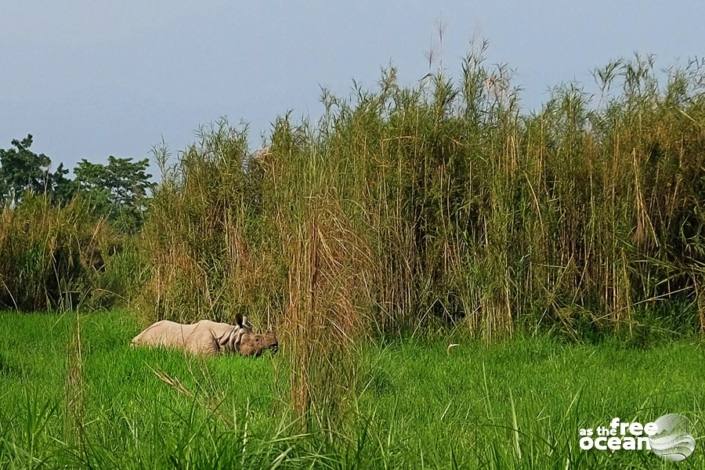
[183,320,233,355]
[132,320,196,348]
[194,320,233,337]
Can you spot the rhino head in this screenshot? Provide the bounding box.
[226,314,278,357]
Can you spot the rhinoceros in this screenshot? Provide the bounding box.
[131,314,278,356]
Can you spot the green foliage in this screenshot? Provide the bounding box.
[74,156,155,233]
[0,134,74,206]
[0,135,154,232]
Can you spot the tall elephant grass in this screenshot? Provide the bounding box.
[141,50,705,425]
[0,194,142,311]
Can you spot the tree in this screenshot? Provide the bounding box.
[74,156,154,232]
[48,163,76,205]
[0,135,53,206]
[0,136,154,231]
[0,135,76,206]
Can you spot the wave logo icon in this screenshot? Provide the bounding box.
[649,414,696,462]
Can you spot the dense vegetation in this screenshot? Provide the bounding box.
[2,49,705,445]
[142,51,705,341]
[0,137,152,310]
[6,52,705,338]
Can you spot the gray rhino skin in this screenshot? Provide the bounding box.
[131,314,278,356]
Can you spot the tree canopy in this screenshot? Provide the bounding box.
[0,135,73,206]
[74,156,154,232]
[0,135,154,231]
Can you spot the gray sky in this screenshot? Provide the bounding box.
[1,1,703,177]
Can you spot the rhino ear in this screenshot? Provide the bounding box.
[234,313,245,327]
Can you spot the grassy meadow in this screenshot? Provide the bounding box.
[2,49,705,467]
[0,310,703,468]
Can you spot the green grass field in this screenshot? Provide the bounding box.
[0,311,703,468]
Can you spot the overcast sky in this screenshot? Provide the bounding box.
[1,1,703,176]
